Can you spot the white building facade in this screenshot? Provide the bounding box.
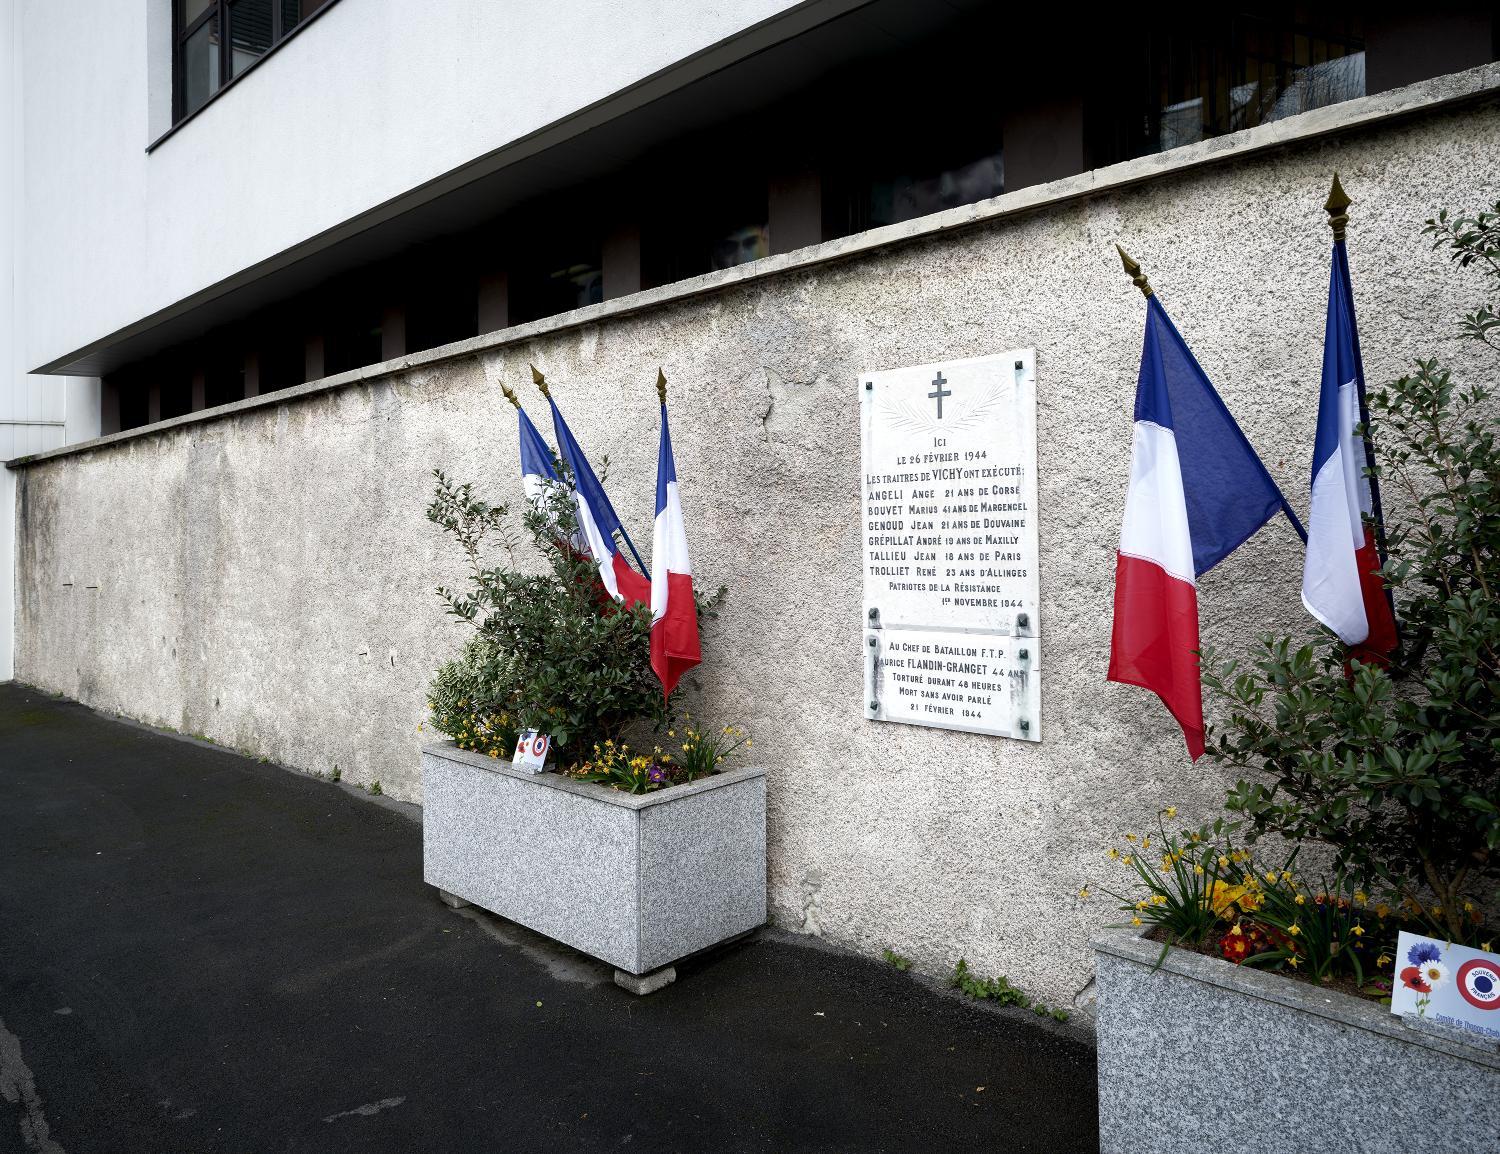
[5,1,1500,1004]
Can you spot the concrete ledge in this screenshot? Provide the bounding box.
[10,60,1500,470]
[1095,928,1500,1069]
[421,740,766,811]
[1095,930,1500,1154]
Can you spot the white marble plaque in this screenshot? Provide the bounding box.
[860,351,1040,741]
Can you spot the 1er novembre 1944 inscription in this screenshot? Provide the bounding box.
[860,351,1041,741]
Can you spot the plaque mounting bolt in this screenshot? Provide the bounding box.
[1019,648,1029,660]
[1014,360,1023,371]
[869,700,880,712]
[867,636,877,648]
[1019,719,1031,733]
[1017,612,1029,630]
[865,381,873,391]
[868,607,879,621]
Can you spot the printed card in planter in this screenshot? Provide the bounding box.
[1390,931,1500,1040]
[512,730,551,774]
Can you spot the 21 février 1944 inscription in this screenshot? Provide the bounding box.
[860,351,1041,742]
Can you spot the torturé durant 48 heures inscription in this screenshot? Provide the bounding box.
[860,352,1040,741]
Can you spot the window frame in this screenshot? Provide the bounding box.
[165,0,338,137]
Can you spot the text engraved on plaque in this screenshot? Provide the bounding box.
[860,351,1040,741]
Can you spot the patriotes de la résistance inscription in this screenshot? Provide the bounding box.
[860,351,1040,741]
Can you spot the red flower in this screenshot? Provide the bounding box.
[1400,966,1431,993]
[1219,931,1250,964]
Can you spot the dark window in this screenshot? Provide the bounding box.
[204,349,246,408]
[257,329,306,393]
[324,295,384,376]
[119,384,149,432]
[1087,9,1365,167]
[159,373,194,421]
[174,0,330,122]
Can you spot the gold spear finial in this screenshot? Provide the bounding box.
[499,380,521,409]
[656,368,667,405]
[1325,172,1351,242]
[1116,244,1153,298]
[530,363,551,399]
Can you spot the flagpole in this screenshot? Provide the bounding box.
[1326,175,1392,562]
[1115,245,1308,544]
[531,365,650,576]
[1326,172,1399,643]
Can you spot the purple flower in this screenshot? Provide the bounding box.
[1408,940,1442,966]
[647,765,665,783]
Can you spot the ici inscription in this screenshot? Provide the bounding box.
[860,351,1040,741]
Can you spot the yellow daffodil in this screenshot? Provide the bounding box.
[1287,954,1300,969]
[1122,856,1134,866]
[1229,922,1243,937]
[1165,806,1178,818]
[1218,856,1229,869]
[1295,894,1306,906]
[1288,923,1301,936]
[1131,917,1142,927]
[1193,864,1205,876]
[1108,847,1119,860]
[1375,903,1391,919]
[1265,871,1278,884]
[1376,953,1391,967]
[1142,836,1152,850]
[1483,942,1493,953]
[1354,891,1368,907]
[1351,924,1364,938]
[1125,833,1137,843]
[1077,887,1091,899]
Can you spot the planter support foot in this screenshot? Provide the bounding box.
[436,888,471,910]
[614,966,676,996]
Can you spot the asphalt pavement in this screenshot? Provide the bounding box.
[0,682,1098,1153]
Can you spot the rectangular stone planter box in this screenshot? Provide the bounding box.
[421,741,766,976]
[1095,930,1500,1153]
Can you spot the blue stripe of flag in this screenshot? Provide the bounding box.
[654,404,676,517]
[1135,294,1296,577]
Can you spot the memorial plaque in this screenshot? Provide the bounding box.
[860,351,1040,740]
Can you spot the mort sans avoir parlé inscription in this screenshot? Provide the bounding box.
[861,352,1040,741]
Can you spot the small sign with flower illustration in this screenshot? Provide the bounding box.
[512,729,551,774]
[1390,932,1500,1039]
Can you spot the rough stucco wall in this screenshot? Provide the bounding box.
[14,98,1500,1008]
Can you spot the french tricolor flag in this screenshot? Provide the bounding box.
[1109,287,1302,760]
[649,393,700,698]
[517,404,561,506]
[1301,227,1398,658]
[545,390,652,611]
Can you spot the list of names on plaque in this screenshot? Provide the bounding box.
[860,351,1041,741]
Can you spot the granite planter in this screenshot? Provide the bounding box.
[1095,930,1500,1153]
[421,741,766,991]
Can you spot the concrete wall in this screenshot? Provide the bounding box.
[15,0,825,372]
[12,71,1500,1006]
[2,0,99,678]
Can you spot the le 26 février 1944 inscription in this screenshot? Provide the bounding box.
[860,351,1041,741]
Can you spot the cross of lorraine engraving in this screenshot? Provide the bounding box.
[928,371,951,419]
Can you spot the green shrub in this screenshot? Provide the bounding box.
[1202,204,1500,945]
[426,469,668,768]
